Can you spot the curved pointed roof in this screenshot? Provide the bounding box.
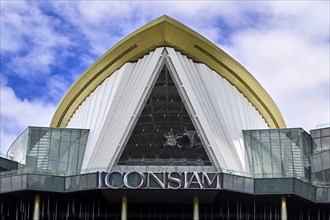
[51,15,286,128]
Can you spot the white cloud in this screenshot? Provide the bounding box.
[0,86,56,154]
[0,0,329,155]
[1,1,71,79]
[48,1,143,56]
[220,2,329,131]
[0,1,29,53]
[269,1,329,41]
[226,29,328,90]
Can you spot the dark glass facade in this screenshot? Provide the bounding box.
[0,156,18,171]
[118,65,211,166]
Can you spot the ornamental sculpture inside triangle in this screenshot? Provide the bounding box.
[117,58,212,166]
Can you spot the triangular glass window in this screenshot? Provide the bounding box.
[117,64,212,166]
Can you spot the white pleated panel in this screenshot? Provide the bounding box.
[166,47,268,173]
[67,47,269,173]
[84,48,164,170]
[67,63,129,169]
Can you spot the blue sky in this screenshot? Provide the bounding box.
[1,1,329,154]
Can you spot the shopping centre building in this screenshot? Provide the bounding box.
[0,16,329,219]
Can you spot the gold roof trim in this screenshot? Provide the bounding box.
[50,15,286,128]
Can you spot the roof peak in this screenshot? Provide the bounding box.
[51,16,285,129]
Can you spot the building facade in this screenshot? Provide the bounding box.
[1,16,329,219]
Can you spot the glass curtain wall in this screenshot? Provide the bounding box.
[310,127,330,186]
[243,128,312,180]
[7,127,89,175]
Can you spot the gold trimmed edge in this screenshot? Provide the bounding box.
[50,15,286,129]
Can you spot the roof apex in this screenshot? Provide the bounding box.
[51,16,286,129]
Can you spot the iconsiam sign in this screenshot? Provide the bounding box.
[99,171,221,189]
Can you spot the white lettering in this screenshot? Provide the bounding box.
[99,171,221,190]
[123,171,146,189]
[187,172,203,189]
[167,172,182,189]
[201,172,221,189]
[105,171,124,189]
[147,172,166,189]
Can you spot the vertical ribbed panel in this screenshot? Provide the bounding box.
[166,47,268,172]
[81,47,164,170]
[67,63,130,169]
[67,47,268,173]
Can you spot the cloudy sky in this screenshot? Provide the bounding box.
[1,1,329,154]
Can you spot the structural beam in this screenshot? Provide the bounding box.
[193,196,199,220]
[121,196,128,220]
[281,196,287,220]
[33,194,40,220]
